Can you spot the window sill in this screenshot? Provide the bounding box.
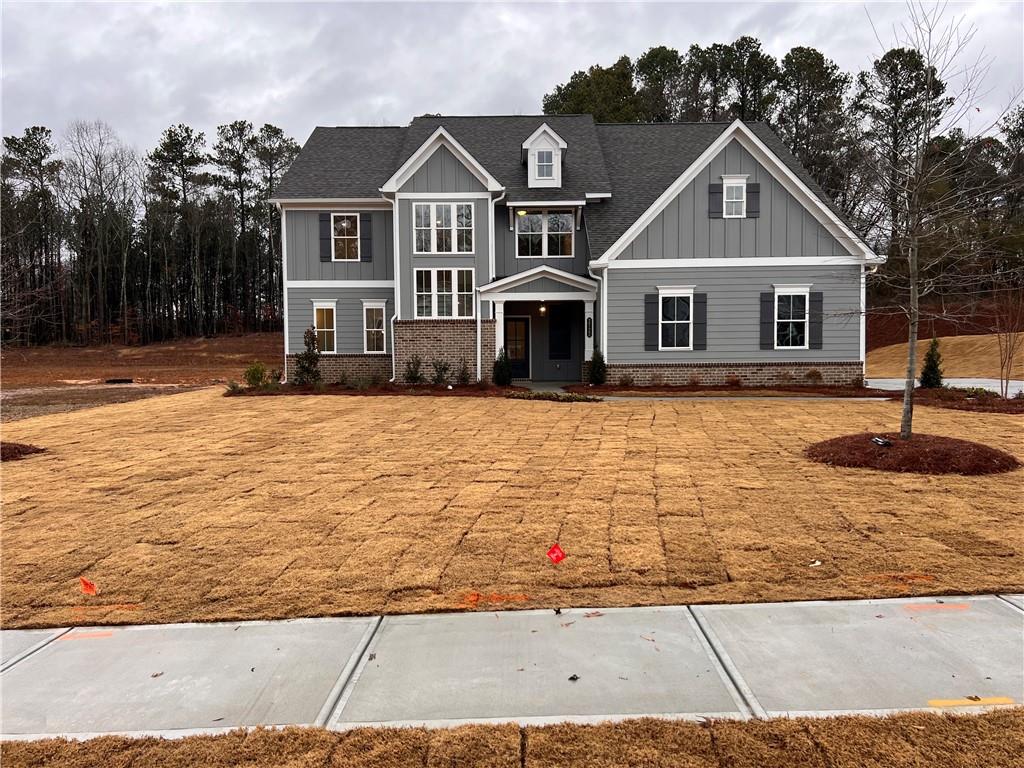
[773,346,810,351]
[658,347,694,352]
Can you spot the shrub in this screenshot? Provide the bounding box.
[588,348,607,385]
[725,374,742,388]
[919,337,943,388]
[617,372,635,388]
[779,370,794,384]
[650,371,667,387]
[243,361,269,389]
[493,347,512,386]
[456,357,471,386]
[851,375,866,388]
[804,368,824,384]
[293,326,322,386]
[687,374,701,387]
[403,355,424,385]
[506,391,601,403]
[430,359,451,386]
[225,380,242,395]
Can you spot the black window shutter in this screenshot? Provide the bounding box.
[809,292,824,349]
[693,293,707,350]
[359,213,372,262]
[644,294,659,351]
[708,183,723,218]
[747,183,760,218]
[319,212,331,262]
[759,292,774,350]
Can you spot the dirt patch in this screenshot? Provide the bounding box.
[806,432,1022,476]
[1,384,203,422]
[1,442,45,462]
[2,710,1021,767]
[2,390,1021,629]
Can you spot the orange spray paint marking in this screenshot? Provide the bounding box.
[903,603,970,613]
[79,577,98,595]
[927,696,1014,708]
[459,591,530,609]
[59,631,114,641]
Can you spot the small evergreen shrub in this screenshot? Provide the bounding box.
[919,337,944,388]
[243,361,269,389]
[403,355,424,384]
[687,374,701,387]
[805,368,824,384]
[493,347,512,386]
[293,326,322,386]
[650,371,667,387]
[506,391,601,403]
[456,357,471,386]
[225,380,242,395]
[617,372,635,388]
[725,374,743,388]
[430,359,451,385]
[588,348,607,385]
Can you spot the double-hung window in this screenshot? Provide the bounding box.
[775,286,809,349]
[362,301,386,354]
[313,301,336,353]
[412,203,473,254]
[658,287,693,351]
[536,150,554,179]
[515,209,574,258]
[332,213,360,260]
[414,268,474,318]
[722,176,747,219]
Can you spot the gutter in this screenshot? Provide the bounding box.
[480,189,507,381]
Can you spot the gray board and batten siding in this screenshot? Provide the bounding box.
[286,210,394,281]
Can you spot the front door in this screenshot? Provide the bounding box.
[505,317,530,378]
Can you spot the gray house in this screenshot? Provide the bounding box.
[271,115,883,386]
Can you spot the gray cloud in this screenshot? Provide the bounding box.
[2,1,1020,151]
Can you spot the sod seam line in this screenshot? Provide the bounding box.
[0,628,72,674]
[315,615,384,727]
[687,606,768,719]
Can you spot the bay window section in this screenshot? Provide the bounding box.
[516,209,574,258]
[414,268,475,319]
[412,202,473,254]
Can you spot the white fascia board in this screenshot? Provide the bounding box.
[478,264,598,293]
[270,198,388,206]
[507,200,586,207]
[381,126,503,193]
[287,280,396,288]
[598,256,870,270]
[521,123,568,150]
[480,290,597,303]
[585,192,612,200]
[593,120,881,265]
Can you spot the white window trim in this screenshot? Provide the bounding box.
[515,209,575,259]
[361,299,387,355]
[657,285,695,352]
[722,175,748,219]
[773,283,811,350]
[331,213,360,261]
[312,300,337,354]
[413,267,476,319]
[536,149,554,179]
[412,202,474,255]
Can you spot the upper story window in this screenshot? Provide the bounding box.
[516,209,574,259]
[774,285,810,349]
[722,176,747,218]
[413,202,473,254]
[332,213,360,260]
[536,150,554,179]
[415,268,475,319]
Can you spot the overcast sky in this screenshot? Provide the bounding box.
[2,1,1021,151]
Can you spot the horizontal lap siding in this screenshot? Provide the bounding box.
[286,210,394,281]
[606,265,861,362]
[287,287,394,355]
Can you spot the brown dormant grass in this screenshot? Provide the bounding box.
[3,710,1022,768]
[1,389,1021,629]
[866,333,1024,379]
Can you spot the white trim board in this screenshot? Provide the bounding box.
[591,120,882,265]
[595,256,869,270]
[478,264,598,294]
[381,127,503,194]
[479,290,597,303]
[286,280,395,289]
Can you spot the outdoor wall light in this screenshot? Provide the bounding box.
[516,209,527,216]
[539,303,547,315]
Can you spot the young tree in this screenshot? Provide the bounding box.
[919,336,943,387]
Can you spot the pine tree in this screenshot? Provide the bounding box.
[588,349,607,385]
[294,326,321,386]
[919,337,943,388]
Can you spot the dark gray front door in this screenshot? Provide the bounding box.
[505,317,530,378]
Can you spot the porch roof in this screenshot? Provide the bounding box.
[478,266,598,301]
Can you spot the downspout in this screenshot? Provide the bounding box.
[385,192,399,382]
[480,189,507,381]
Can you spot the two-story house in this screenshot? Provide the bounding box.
[271,115,883,386]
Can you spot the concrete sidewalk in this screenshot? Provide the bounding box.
[866,377,1024,396]
[1,595,1021,740]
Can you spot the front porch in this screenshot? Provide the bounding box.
[478,266,598,383]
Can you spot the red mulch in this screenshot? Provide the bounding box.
[805,432,1021,476]
[225,383,527,398]
[914,388,1024,414]
[1,442,46,462]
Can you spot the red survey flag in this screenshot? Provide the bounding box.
[547,544,566,564]
[79,576,98,595]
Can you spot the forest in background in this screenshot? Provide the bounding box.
[3,30,1021,347]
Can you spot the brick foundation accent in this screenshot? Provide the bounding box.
[284,353,392,384]
[604,361,864,387]
[393,319,496,383]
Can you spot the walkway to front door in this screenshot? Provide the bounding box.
[505,316,530,379]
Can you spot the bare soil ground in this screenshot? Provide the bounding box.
[1,384,201,422]
[3,710,1021,768]
[1,333,282,388]
[1,389,1020,629]
[866,333,1023,379]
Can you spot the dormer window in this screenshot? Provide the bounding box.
[522,123,567,189]
[536,150,554,179]
[722,175,747,218]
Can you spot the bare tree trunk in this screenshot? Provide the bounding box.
[899,235,920,439]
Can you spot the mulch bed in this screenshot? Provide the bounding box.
[805,432,1021,476]
[1,442,46,462]
[226,383,527,398]
[914,388,1024,414]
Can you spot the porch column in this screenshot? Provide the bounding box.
[584,300,595,361]
[494,300,505,357]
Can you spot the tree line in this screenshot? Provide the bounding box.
[2,120,299,345]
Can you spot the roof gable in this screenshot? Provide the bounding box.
[381,126,502,193]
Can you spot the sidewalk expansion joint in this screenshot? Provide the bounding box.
[686,606,767,719]
[315,616,383,727]
[0,628,73,674]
